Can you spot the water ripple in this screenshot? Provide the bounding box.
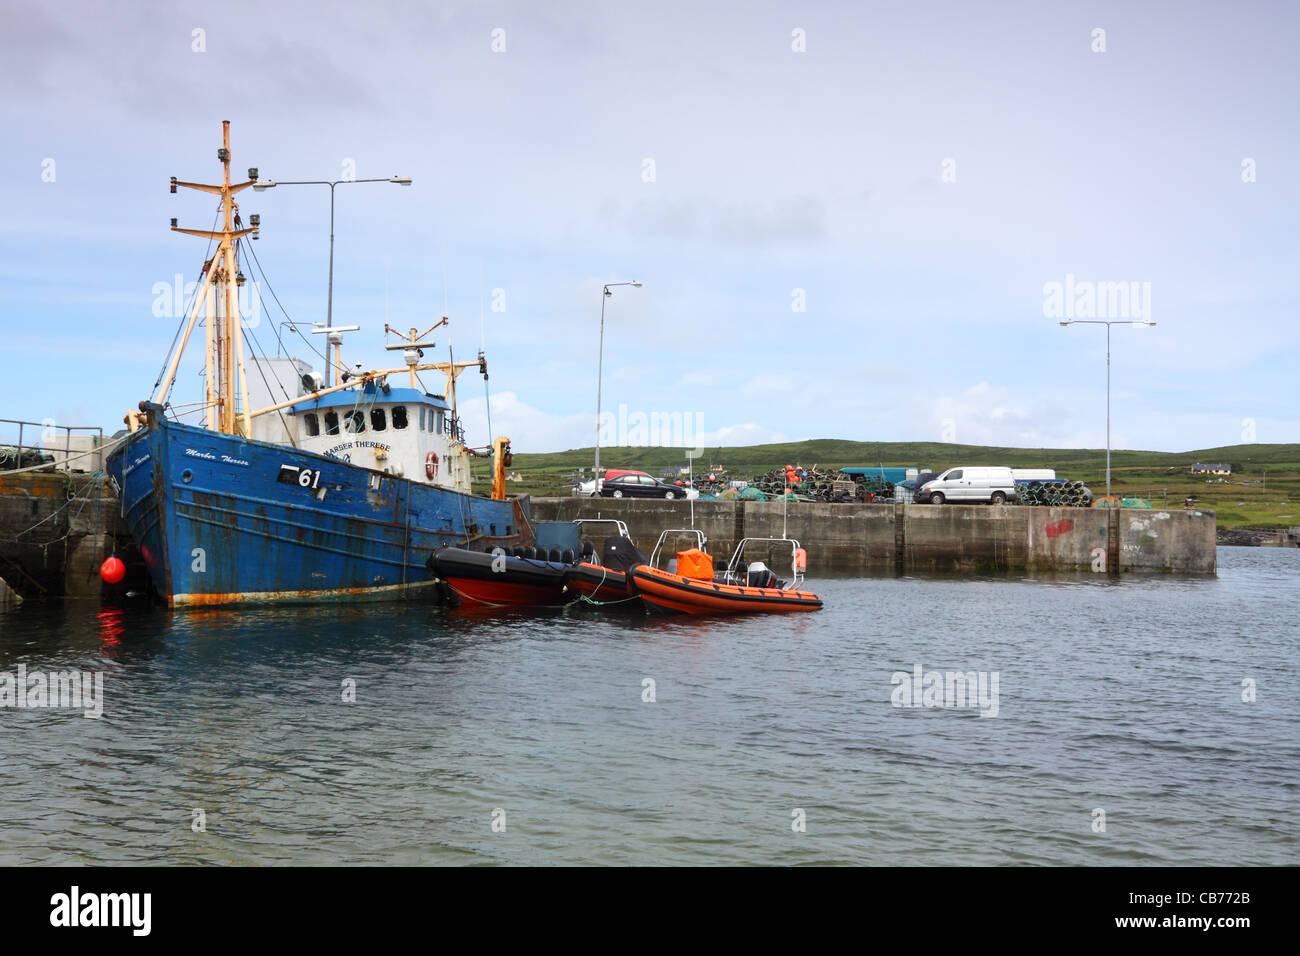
[0,547,1296,864]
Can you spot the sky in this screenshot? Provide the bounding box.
[1,0,1296,456]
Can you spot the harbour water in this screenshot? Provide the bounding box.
[0,547,1295,866]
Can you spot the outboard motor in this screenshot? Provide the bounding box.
[601,535,650,575]
[745,561,778,589]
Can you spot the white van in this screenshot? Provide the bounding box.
[917,466,1016,505]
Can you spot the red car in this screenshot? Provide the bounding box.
[603,469,651,483]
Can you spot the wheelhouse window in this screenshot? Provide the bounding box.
[392,406,408,429]
[304,413,320,437]
[344,411,366,433]
[436,410,444,434]
[324,412,340,435]
[370,408,387,431]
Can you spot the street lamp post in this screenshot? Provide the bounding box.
[593,280,642,486]
[253,175,411,386]
[1060,318,1156,497]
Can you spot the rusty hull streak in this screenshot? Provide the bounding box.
[363,476,394,514]
[174,578,443,606]
[148,425,176,602]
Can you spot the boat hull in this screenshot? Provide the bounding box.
[428,547,569,606]
[629,565,823,615]
[105,409,527,606]
[562,562,636,603]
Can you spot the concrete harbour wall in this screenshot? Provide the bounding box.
[0,472,125,597]
[531,497,1217,574]
[0,476,1218,600]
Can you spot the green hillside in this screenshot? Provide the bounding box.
[484,440,1300,532]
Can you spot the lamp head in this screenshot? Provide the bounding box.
[390,176,412,185]
[253,179,276,192]
[1059,319,1072,326]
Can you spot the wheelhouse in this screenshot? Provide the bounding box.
[280,384,469,491]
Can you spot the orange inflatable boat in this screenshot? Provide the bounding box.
[630,537,823,615]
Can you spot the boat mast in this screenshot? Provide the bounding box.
[446,323,458,433]
[383,319,446,389]
[203,276,216,429]
[380,316,486,439]
[154,120,257,435]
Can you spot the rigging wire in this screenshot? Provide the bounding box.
[236,239,299,408]
[151,200,222,394]
[241,239,330,366]
[480,273,493,445]
[0,435,129,479]
[0,472,106,546]
[234,240,302,447]
[244,234,379,433]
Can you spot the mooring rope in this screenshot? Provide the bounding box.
[0,435,129,477]
[445,582,512,608]
[0,470,110,545]
[567,592,642,608]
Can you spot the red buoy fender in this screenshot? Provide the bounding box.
[100,556,125,584]
[426,452,439,479]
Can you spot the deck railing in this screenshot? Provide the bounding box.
[0,419,106,472]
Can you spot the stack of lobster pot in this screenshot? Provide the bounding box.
[691,466,730,493]
[743,467,900,503]
[1014,480,1093,507]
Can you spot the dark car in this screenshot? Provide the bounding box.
[599,473,685,499]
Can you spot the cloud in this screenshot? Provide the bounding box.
[3,1,1297,452]
[456,391,592,452]
[0,3,74,97]
[908,381,1100,449]
[456,391,790,453]
[675,370,718,387]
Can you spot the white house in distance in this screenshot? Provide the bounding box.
[1190,462,1232,475]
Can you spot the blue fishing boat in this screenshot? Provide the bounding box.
[105,123,528,605]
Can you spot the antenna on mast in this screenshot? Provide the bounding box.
[384,319,445,389]
[479,266,492,447]
[312,324,361,382]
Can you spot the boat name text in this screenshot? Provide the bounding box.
[324,441,391,457]
[182,448,250,466]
